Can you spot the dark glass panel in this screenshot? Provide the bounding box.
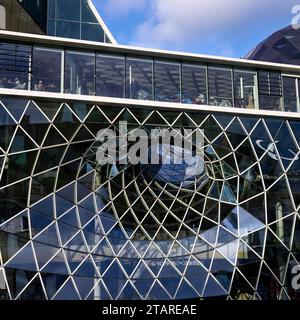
[126,57,153,100]
[56,21,80,39]
[47,19,55,36]
[96,54,125,98]
[0,42,31,90]
[182,63,207,105]
[56,0,80,21]
[32,47,62,93]
[208,66,233,107]
[81,23,105,42]
[154,60,180,102]
[259,95,283,111]
[47,0,56,19]
[65,51,95,95]
[82,0,98,23]
[282,76,298,112]
[234,69,258,109]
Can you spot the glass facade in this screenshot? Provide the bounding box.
[65,51,95,95]
[1,40,300,114]
[47,0,107,42]
[96,54,125,98]
[154,60,181,102]
[126,57,153,100]
[32,47,62,93]
[0,96,299,300]
[1,3,300,302]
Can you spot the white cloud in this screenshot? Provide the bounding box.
[102,0,146,17]
[130,0,297,55]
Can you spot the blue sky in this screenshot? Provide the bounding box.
[94,0,298,58]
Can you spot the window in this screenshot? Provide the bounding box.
[126,57,153,100]
[234,69,258,109]
[155,60,180,102]
[81,23,105,42]
[82,0,98,23]
[0,5,6,30]
[56,21,80,39]
[0,42,31,90]
[96,54,125,98]
[182,63,207,105]
[282,76,299,112]
[56,0,80,21]
[65,51,95,95]
[208,66,233,107]
[258,71,283,111]
[32,47,62,93]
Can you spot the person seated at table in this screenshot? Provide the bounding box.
[13,77,23,89]
[34,80,44,91]
[45,82,58,92]
[0,76,7,88]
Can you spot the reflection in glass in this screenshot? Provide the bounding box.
[182,63,207,105]
[208,67,233,107]
[96,54,125,98]
[56,0,80,21]
[126,57,153,100]
[56,21,80,39]
[155,60,180,102]
[282,77,299,112]
[32,47,62,93]
[258,71,283,111]
[0,42,31,90]
[65,51,95,95]
[81,23,105,42]
[234,70,258,109]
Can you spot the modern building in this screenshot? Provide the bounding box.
[0,0,299,301]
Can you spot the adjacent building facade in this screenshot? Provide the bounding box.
[0,0,300,300]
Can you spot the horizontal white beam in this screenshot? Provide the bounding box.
[1,88,300,119]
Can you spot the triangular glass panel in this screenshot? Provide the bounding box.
[73,256,97,278]
[118,281,142,300]
[0,103,16,125]
[53,279,80,300]
[32,241,59,270]
[230,270,255,299]
[58,208,78,228]
[57,221,78,246]
[9,127,38,153]
[42,125,67,147]
[40,272,68,300]
[102,277,127,300]
[21,101,50,124]
[159,276,181,298]
[42,250,69,276]
[34,223,60,247]
[73,276,95,300]
[72,125,94,142]
[19,274,46,300]
[203,275,227,298]
[31,195,54,218]
[147,281,170,300]
[5,242,37,272]
[64,231,87,252]
[5,267,36,299]
[33,100,62,121]
[175,279,199,299]
[0,98,28,123]
[30,209,54,237]
[86,280,111,300]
